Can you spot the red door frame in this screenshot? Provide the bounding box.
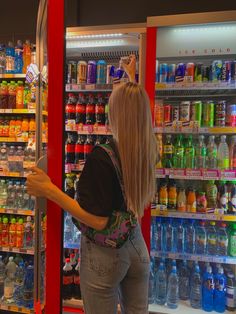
[46,0,64,313]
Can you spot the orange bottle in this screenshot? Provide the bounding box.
[187,189,197,213]
[29,118,36,132]
[159,184,168,207]
[0,217,2,246]
[9,119,16,138]
[15,117,22,137]
[177,188,187,212]
[16,218,24,248]
[9,218,17,248]
[16,81,24,109]
[22,118,29,132]
[168,184,177,210]
[1,217,9,247]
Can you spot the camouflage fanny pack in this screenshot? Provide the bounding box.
[73,144,137,249]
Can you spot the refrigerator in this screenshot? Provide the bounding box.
[145,10,236,314]
[62,23,147,312]
[0,0,48,313]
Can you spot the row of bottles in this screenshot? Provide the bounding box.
[149,258,236,312]
[0,117,37,137]
[64,213,80,245]
[151,217,236,257]
[155,179,236,214]
[159,134,236,170]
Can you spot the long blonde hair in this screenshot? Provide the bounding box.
[109,82,157,218]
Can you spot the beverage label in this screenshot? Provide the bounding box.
[163,145,173,154]
[208,234,217,245]
[159,197,168,206]
[4,286,13,299]
[218,235,228,248]
[63,275,73,285]
[76,104,86,114]
[229,235,236,256]
[226,286,236,307]
[74,275,80,285]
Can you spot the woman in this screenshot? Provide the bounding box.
[27,57,157,314]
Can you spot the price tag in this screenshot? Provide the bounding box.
[10,306,19,312]
[186,169,202,180]
[221,170,236,180]
[156,168,165,178]
[86,125,94,133]
[65,84,71,91]
[203,169,219,180]
[1,305,8,310]
[173,169,185,178]
[86,84,96,90]
[71,84,81,91]
[0,109,4,113]
[155,83,166,89]
[5,109,12,113]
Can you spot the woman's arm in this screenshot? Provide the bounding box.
[27,167,109,230]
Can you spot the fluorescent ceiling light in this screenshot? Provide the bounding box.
[67,39,125,48]
[173,25,236,32]
[66,33,123,40]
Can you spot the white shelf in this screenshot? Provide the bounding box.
[65,83,113,92]
[149,301,232,314]
[154,126,236,135]
[0,208,34,216]
[0,247,34,255]
[0,303,34,313]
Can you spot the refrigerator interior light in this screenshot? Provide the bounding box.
[66,39,125,49]
[66,33,123,40]
[173,24,236,32]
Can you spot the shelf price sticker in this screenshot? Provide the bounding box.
[156,168,166,178]
[1,305,8,310]
[221,170,236,180]
[9,306,19,312]
[203,169,219,180]
[186,169,202,180]
[86,84,96,91]
[172,169,186,179]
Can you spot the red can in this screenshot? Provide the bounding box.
[164,104,172,123]
[186,63,195,82]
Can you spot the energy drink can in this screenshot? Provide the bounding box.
[87,60,97,84]
[159,63,168,83]
[186,63,195,82]
[221,61,231,82]
[194,63,203,82]
[96,60,107,84]
[77,61,87,84]
[191,101,202,125]
[168,64,176,82]
[215,100,226,126]
[106,64,115,84]
[172,105,179,122]
[175,63,185,82]
[67,61,77,84]
[180,101,190,122]
[227,104,236,126]
[203,100,215,127]
[202,66,210,82]
[231,60,236,81]
[212,60,223,81]
[164,104,171,123]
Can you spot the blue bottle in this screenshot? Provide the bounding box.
[23,265,34,308]
[179,260,190,300]
[184,219,196,254]
[214,267,226,313]
[14,40,23,74]
[155,262,167,305]
[190,264,202,309]
[165,218,175,252]
[151,217,157,251]
[156,217,163,251]
[167,265,179,309]
[176,219,185,253]
[14,262,25,306]
[202,265,214,312]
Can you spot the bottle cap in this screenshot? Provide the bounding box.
[65,258,70,263]
[11,218,16,224]
[9,257,14,262]
[3,217,8,224]
[210,221,216,226]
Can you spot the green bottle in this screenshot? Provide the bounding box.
[185,135,195,169]
[173,135,184,168]
[162,134,173,168]
[195,135,207,169]
[228,223,236,257]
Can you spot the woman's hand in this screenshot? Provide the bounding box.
[122,54,136,83]
[26,167,53,198]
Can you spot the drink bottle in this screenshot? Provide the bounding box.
[176,219,185,253]
[184,219,195,254]
[178,260,190,300]
[207,221,217,255]
[155,262,167,305]
[167,265,179,309]
[214,267,226,313]
[75,93,86,125]
[195,220,207,254]
[217,135,229,170]
[173,135,184,168]
[0,255,5,298]
[229,135,236,169]
[86,94,95,125]
[226,272,236,311]
[73,258,81,299]
[148,261,155,304]
[162,134,173,168]
[206,180,218,208]
[206,135,217,169]
[190,264,202,309]
[23,265,34,308]
[24,216,34,248]
[14,261,25,306]
[185,135,195,168]
[95,93,105,125]
[9,218,17,247]
[202,265,214,312]
[65,133,75,164]
[217,222,228,256]
[195,135,207,169]
[228,223,236,257]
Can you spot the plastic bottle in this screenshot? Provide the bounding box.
[23,265,34,308]
[22,185,30,209]
[64,213,73,244]
[195,220,207,255]
[178,260,190,300]
[62,258,73,300]
[177,188,186,212]
[159,183,168,207]
[0,81,8,109]
[185,135,195,168]
[195,135,207,169]
[2,217,9,246]
[8,81,16,109]
[229,135,236,169]
[148,261,155,304]
[6,256,17,280]
[218,181,229,213]
[24,216,34,248]
[228,223,236,257]
[5,41,15,74]
[202,265,214,312]
[165,218,175,252]
[0,44,6,74]
[218,135,229,170]
[14,40,23,74]
[197,192,207,213]
[0,179,7,208]
[207,221,217,255]
[16,218,24,248]
[217,222,228,256]
[73,259,81,299]
[184,219,195,254]
[167,265,179,309]
[176,219,185,253]
[14,261,25,306]
[173,135,184,168]
[206,135,218,169]
[229,182,236,214]
[190,264,202,309]
[23,40,31,74]
[0,255,5,298]
[9,218,17,248]
[206,180,218,209]
[214,266,226,313]
[168,182,177,210]
[226,272,236,311]
[15,181,24,208]
[162,134,173,168]
[155,262,167,305]
[16,81,24,109]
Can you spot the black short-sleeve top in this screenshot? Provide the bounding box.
[75,140,127,217]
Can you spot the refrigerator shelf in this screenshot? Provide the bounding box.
[0,74,26,79]
[65,83,113,92]
[154,126,236,135]
[0,172,29,178]
[0,208,34,216]
[151,209,236,221]
[156,168,236,181]
[65,123,111,135]
[151,250,236,264]
[0,303,34,313]
[0,137,34,143]
[149,301,232,314]
[0,247,34,255]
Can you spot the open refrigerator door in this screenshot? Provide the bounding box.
[62,23,146,312]
[146,10,236,314]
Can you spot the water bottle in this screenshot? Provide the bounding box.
[64,213,73,243]
[217,222,228,256]
[167,265,179,309]
[24,216,34,248]
[14,40,23,74]
[167,259,177,279]
[176,219,185,253]
[14,262,25,306]
[6,256,17,280]
[214,267,226,313]
[202,265,214,312]
[207,221,217,255]
[217,135,229,170]
[148,261,155,304]
[184,219,195,254]
[23,265,34,308]
[22,184,30,209]
[8,146,16,171]
[4,256,17,301]
[0,255,5,298]
[226,272,236,311]
[190,264,202,309]
[179,260,190,300]
[151,217,157,251]
[15,182,24,209]
[7,181,15,208]
[165,218,175,252]
[155,262,167,305]
[15,146,24,173]
[0,179,7,208]
[195,220,207,254]
[156,218,163,251]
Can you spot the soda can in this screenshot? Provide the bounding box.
[175,63,185,82]
[211,60,223,81]
[231,60,236,81]
[168,64,176,82]
[96,60,107,84]
[191,101,202,125]
[67,61,77,84]
[227,104,236,126]
[164,104,171,123]
[180,101,190,122]
[172,104,179,122]
[67,62,72,84]
[186,63,195,82]
[159,63,168,83]
[221,61,231,82]
[215,100,226,127]
[194,63,203,82]
[87,60,97,84]
[203,100,214,127]
[77,61,87,84]
[106,65,115,84]
[202,66,210,82]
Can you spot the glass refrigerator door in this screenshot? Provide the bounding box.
[147,11,236,314]
[62,24,146,311]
